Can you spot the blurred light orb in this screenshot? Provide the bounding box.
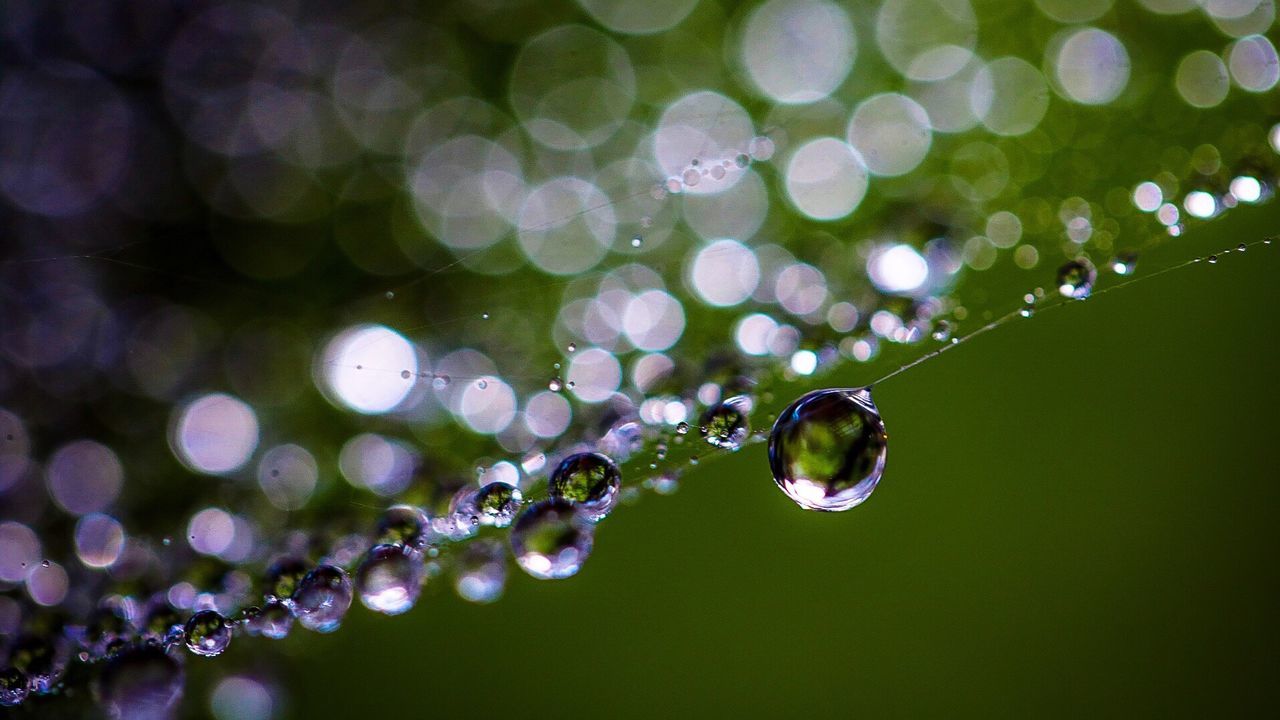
[682,170,768,242]
[525,391,572,439]
[654,91,754,195]
[847,93,932,176]
[741,0,856,104]
[575,0,700,34]
[509,25,635,150]
[790,350,818,375]
[211,676,273,720]
[970,57,1050,136]
[1228,34,1280,92]
[409,134,524,251]
[566,348,622,403]
[460,376,517,434]
[623,290,686,351]
[1230,175,1263,202]
[1133,181,1164,211]
[876,0,978,81]
[869,244,930,294]
[1183,190,1217,218]
[0,522,40,583]
[74,514,125,569]
[1034,0,1114,22]
[188,508,235,557]
[735,314,778,356]
[47,439,124,515]
[339,434,416,496]
[1175,50,1230,108]
[775,264,828,316]
[785,137,868,220]
[1051,27,1130,105]
[320,325,417,415]
[518,177,615,275]
[257,445,318,511]
[26,560,68,606]
[689,239,761,306]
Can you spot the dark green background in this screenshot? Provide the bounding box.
[184,203,1280,718]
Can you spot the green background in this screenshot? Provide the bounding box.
[181,202,1280,717]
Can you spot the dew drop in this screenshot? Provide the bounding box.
[675,421,689,435]
[768,387,888,512]
[183,610,230,657]
[735,153,750,168]
[1208,254,1218,264]
[245,599,293,640]
[682,168,700,187]
[401,370,411,379]
[566,342,577,353]
[1056,258,1096,300]
[630,235,643,248]
[509,500,594,580]
[265,557,309,600]
[481,312,490,320]
[292,565,352,633]
[1019,303,1035,318]
[1110,251,1138,276]
[40,559,49,568]
[700,396,751,450]
[1237,243,1247,252]
[931,320,953,342]
[548,452,621,523]
[473,481,523,528]
[385,291,395,300]
[356,544,424,616]
[477,379,488,389]
[549,377,563,392]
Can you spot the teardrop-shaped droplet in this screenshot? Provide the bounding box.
[292,565,352,633]
[510,499,594,580]
[473,481,523,528]
[548,452,621,523]
[1056,257,1096,299]
[183,610,230,657]
[356,544,424,616]
[700,396,750,450]
[768,387,888,512]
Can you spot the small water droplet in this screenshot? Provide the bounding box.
[675,421,689,435]
[474,482,524,528]
[682,168,700,187]
[1237,243,1247,252]
[292,565,352,633]
[385,291,395,300]
[566,381,575,389]
[401,370,411,379]
[549,377,563,392]
[931,320,953,342]
[630,235,643,248]
[481,312,490,320]
[567,342,577,353]
[1208,254,1218,264]
[1110,251,1139,275]
[1056,258,1096,300]
[1019,303,1035,318]
[40,560,49,568]
[768,388,887,512]
[700,396,750,450]
[477,379,488,389]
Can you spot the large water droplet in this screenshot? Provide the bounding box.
[377,505,430,548]
[510,500,594,580]
[265,557,309,601]
[356,544,424,616]
[768,387,888,512]
[1056,257,1096,299]
[292,565,352,633]
[548,452,621,523]
[700,396,750,450]
[183,610,230,657]
[94,643,183,720]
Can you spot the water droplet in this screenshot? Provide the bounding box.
[655,444,667,460]
[94,644,182,718]
[401,370,411,379]
[931,320,953,342]
[566,381,576,389]
[1110,251,1139,275]
[566,342,577,353]
[768,387,888,512]
[40,559,49,568]
[474,482,523,528]
[675,421,689,435]
[385,291,395,300]
[700,396,751,450]
[548,452,621,523]
[682,168,700,187]
[246,599,293,640]
[477,379,488,389]
[356,544,424,616]
[1019,303,1035,318]
[1208,254,1218,264]
[378,504,430,547]
[453,539,506,604]
[1238,243,1247,252]
[183,610,230,657]
[481,312,490,320]
[710,164,726,180]
[265,557,309,600]
[735,153,750,168]
[1056,258,1096,299]
[630,235,643,248]
[549,377,563,392]
[292,565,352,633]
[0,668,28,708]
[509,500,594,580]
